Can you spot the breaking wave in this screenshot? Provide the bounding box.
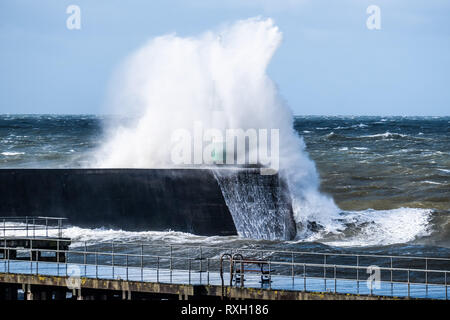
[94,17,341,239]
[87,18,444,246]
[317,208,433,247]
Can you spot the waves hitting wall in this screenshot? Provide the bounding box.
[94,17,339,239]
[1,18,444,247]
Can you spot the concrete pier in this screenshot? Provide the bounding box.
[0,168,296,239]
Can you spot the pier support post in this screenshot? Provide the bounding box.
[25,284,34,301]
[178,293,189,300]
[122,290,131,300]
[75,288,83,300]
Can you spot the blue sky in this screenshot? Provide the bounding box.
[0,0,449,116]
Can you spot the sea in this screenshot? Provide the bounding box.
[0,114,449,258]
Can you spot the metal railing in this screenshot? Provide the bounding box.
[0,240,448,299]
[71,241,450,286]
[1,217,67,239]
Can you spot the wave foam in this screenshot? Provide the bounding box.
[359,131,408,139]
[63,226,239,248]
[63,207,434,248]
[320,208,433,247]
[1,152,25,156]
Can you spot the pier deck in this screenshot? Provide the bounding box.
[0,217,448,300]
[0,249,448,300]
[1,261,443,300]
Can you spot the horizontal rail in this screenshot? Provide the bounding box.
[0,217,67,220]
[0,226,63,230]
[171,243,450,262]
[1,217,66,239]
[5,239,445,271]
[65,240,450,262]
[1,245,449,276]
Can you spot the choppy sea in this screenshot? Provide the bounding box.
[1,115,449,257]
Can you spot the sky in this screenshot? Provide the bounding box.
[0,0,449,116]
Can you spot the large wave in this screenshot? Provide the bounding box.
[94,17,340,237]
[93,17,438,246]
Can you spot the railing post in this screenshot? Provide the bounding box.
[56,239,60,276]
[291,253,294,288]
[84,242,87,277]
[303,263,306,292]
[157,257,159,283]
[425,258,428,296]
[356,255,359,294]
[32,218,35,238]
[445,272,448,300]
[228,255,233,287]
[239,259,244,288]
[189,259,191,285]
[95,251,98,279]
[58,219,62,238]
[170,245,173,283]
[126,254,129,281]
[140,244,143,282]
[334,265,337,293]
[45,218,48,237]
[390,257,393,295]
[269,260,271,289]
[111,241,114,279]
[25,217,28,237]
[199,246,203,284]
[3,218,6,238]
[407,269,410,298]
[199,246,203,272]
[324,255,327,290]
[30,239,33,274]
[207,258,210,285]
[3,231,6,272]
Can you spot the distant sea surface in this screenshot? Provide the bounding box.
[1,115,449,256]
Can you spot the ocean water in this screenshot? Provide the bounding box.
[0,114,449,257]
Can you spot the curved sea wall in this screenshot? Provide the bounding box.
[0,169,296,239]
